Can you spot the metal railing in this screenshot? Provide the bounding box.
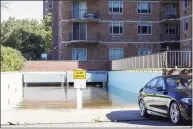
[167,51,192,68]
[160,12,179,21]
[100,35,159,42]
[71,9,100,20]
[112,51,192,71]
[69,32,100,42]
[160,34,180,41]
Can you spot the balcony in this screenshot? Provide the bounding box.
[100,35,152,42]
[160,0,179,3]
[69,32,100,43]
[160,34,180,42]
[160,12,179,22]
[70,9,100,22]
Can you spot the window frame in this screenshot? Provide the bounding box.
[183,0,188,10]
[150,77,159,90]
[164,4,177,15]
[109,48,124,61]
[137,22,152,35]
[165,24,179,35]
[109,22,123,35]
[146,77,159,90]
[108,1,123,14]
[157,77,167,90]
[167,77,191,89]
[183,18,189,32]
[138,48,152,56]
[137,2,151,14]
[72,48,87,61]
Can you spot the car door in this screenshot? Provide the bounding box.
[143,77,159,111]
[153,77,170,115]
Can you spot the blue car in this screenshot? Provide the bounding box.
[138,75,192,125]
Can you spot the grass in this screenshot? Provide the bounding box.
[92,116,102,123]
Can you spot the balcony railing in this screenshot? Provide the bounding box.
[160,34,180,41]
[160,12,179,21]
[160,0,179,3]
[69,32,100,43]
[112,51,192,71]
[71,9,100,21]
[166,51,192,68]
[100,35,153,42]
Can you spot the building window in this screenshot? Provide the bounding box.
[49,4,52,9]
[165,24,179,34]
[183,18,188,31]
[183,0,188,9]
[72,48,87,61]
[138,48,151,56]
[109,1,123,14]
[109,22,123,35]
[138,2,151,14]
[109,48,124,60]
[138,22,152,35]
[164,4,176,15]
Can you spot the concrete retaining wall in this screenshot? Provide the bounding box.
[1,72,23,111]
[107,71,162,105]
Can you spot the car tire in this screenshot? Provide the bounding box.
[139,99,148,117]
[169,101,181,125]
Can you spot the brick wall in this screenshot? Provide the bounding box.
[60,43,160,60]
[179,0,192,49]
[24,61,111,72]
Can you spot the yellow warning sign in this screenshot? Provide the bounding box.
[73,69,86,79]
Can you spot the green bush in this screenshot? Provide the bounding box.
[1,45,25,72]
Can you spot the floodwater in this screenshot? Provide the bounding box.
[19,85,138,109]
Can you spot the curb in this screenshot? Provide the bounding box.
[1,118,148,126]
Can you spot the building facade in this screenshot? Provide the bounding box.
[179,0,192,51]
[43,0,53,17]
[50,0,192,60]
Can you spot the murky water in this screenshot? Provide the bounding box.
[19,85,138,109]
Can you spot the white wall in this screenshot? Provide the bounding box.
[1,72,23,111]
[67,71,108,83]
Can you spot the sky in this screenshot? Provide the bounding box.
[1,1,43,22]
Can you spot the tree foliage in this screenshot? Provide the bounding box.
[42,13,52,52]
[1,45,25,72]
[1,14,52,60]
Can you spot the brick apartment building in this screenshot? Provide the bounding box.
[44,0,192,61]
[43,0,53,17]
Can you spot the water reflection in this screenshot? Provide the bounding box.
[20,85,138,109]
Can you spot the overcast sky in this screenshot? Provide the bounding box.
[1,1,43,22]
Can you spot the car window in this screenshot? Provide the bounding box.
[150,78,159,89]
[157,77,166,90]
[146,81,152,88]
[167,77,192,89]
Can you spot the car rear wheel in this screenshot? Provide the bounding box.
[139,99,148,117]
[170,102,181,125]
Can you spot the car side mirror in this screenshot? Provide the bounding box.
[156,87,163,91]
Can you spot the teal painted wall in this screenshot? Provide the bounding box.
[107,71,162,105]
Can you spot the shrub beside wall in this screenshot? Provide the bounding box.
[1,45,25,72]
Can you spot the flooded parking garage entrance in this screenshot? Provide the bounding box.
[20,71,139,109]
[19,85,138,109]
